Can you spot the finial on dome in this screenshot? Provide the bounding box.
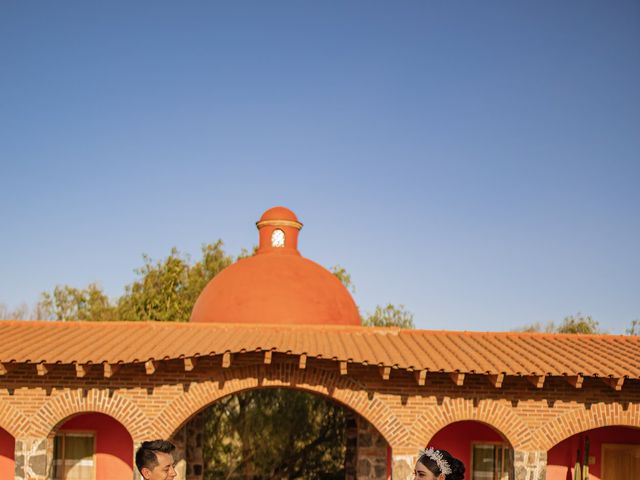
[256,207,303,255]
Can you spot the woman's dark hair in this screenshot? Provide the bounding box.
[135,440,176,473]
[417,448,465,480]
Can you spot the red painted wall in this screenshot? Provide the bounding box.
[59,412,133,480]
[0,427,14,480]
[547,426,640,480]
[429,421,505,480]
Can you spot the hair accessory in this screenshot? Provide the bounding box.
[419,447,452,476]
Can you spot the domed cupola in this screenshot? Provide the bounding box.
[190,207,361,325]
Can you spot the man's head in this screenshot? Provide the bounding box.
[135,440,177,480]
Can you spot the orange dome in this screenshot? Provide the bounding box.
[259,206,300,223]
[190,207,361,326]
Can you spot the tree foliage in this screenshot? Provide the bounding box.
[556,313,600,334]
[330,265,355,294]
[117,241,233,321]
[203,389,345,480]
[0,302,32,320]
[519,313,600,334]
[35,241,233,322]
[363,303,415,328]
[38,284,117,321]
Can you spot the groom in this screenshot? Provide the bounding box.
[135,440,178,480]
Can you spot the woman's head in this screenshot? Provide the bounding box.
[413,447,465,480]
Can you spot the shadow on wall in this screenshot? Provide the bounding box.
[547,426,640,480]
[55,412,133,480]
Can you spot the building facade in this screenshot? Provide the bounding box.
[1,207,638,480]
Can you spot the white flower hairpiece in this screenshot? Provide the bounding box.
[419,447,452,476]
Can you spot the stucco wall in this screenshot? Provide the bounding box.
[0,427,14,480]
[547,426,640,480]
[58,412,133,480]
[429,420,505,480]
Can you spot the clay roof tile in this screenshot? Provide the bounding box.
[0,321,638,380]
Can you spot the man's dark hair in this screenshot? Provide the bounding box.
[135,440,176,473]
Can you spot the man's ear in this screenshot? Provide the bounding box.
[140,467,152,479]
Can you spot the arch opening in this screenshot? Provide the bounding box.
[170,387,391,480]
[0,427,14,480]
[547,426,640,480]
[428,420,513,480]
[50,412,133,480]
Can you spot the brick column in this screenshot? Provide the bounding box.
[513,450,546,480]
[14,437,48,480]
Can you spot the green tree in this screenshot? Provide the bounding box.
[38,241,234,322]
[116,248,193,321]
[626,319,639,336]
[518,322,555,333]
[37,283,117,321]
[363,303,415,328]
[0,302,31,320]
[518,313,600,334]
[204,389,345,480]
[555,313,599,334]
[124,241,234,321]
[330,265,355,294]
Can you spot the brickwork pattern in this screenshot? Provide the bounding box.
[0,353,638,478]
[534,400,640,450]
[0,401,29,438]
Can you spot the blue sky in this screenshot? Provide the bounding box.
[1,1,638,332]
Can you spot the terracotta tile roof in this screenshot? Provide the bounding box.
[0,321,638,379]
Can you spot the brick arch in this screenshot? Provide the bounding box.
[534,401,640,451]
[31,389,155,440]
[0,400,30,438]
[412,398,532,450]
[154,364,409,447]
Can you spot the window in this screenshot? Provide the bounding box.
[271,229,285,248]
[52,432,95,480]
[472,443,511,480]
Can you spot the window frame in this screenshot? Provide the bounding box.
[470,441,511,480]
[52,430,97,480]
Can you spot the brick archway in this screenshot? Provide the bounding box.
[31,389,155,440]
[534,402,640,451]
[153,364,409,446]
[413,398,532,450]
[0,400,29,438]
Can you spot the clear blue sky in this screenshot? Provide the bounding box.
[1,1,638,333]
